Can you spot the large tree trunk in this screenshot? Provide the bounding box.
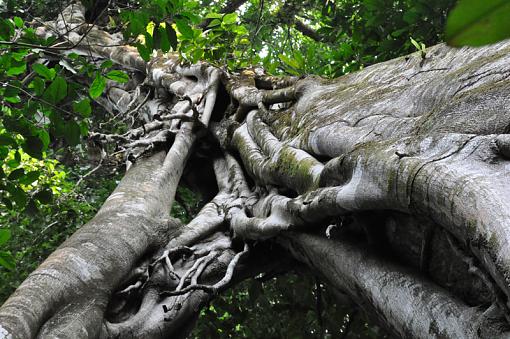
[2,4,510,338]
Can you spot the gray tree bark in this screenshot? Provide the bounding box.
[1,3,510,338]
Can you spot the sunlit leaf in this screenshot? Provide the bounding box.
[0,229,11,246]
[105,70,129,83]
[13,17,23,28]
[32,63,56,80]
[223,13,237,25]
[37,130,50,149]
[89,74,106,98]
[175,19,193,39]
[7,60,26,76]
[205,13,223,19]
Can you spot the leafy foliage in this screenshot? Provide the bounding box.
[445,0,510,46]
[0,144,121,291]
[118,0,455,77]
[192,274,388,338]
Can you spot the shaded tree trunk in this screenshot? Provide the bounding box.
[2,4,510,338]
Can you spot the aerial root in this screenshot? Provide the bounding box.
[160,243,249,297]
[118,236,245,298]
[125,129,174,149]
[117,247,194,295]
[175,251,219,291]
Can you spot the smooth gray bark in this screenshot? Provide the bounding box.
[2,4,510,338]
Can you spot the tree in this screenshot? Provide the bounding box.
[1,1,510,338]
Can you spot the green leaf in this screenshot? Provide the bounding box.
[49,111,66,137]
[3,81,21,103]
[63,120,81,146]
[7,60,26,76]
[410,37,421,51]
[403,8,420,25]
[207,18,221,28]
[0,147,8,161]
[4,81,20,95]
[73,98,92,117]
[128,13,148,37]
[143,31,154,51]
[7,168,24,180]
[232,25,248,35]
[6,184,27,206]
[159,26,170,52]
[28,77,45,96]
[43,76,68,104]
[223,13,237,25]
[79,120,89,135]
[166,24,178,50]
[32,63,56,80]
[0,251,15,270]
[205,13,223,19]
[13,16,23,28]
[34,189,53,204]
[1,197,12,210]
[0,19,14,40]
[105,70,129,83]
[37,130,50,149]
[25,198,39,216]
[0,229,11,246]
[4,96,20,104]
[278,54,301,72]
[89,74,106,98]
[445,0,510,47]
[19,170,40,185]
[0,134,16,146]
[191,48,204,63]
[6,158,19,169]
[152,23,161,50]
[175,19,193,39]
[136,43,151,61]
[3,115,32,137]
[23,136,45,159]
[100,60,113,69]
[293,51,305,69]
